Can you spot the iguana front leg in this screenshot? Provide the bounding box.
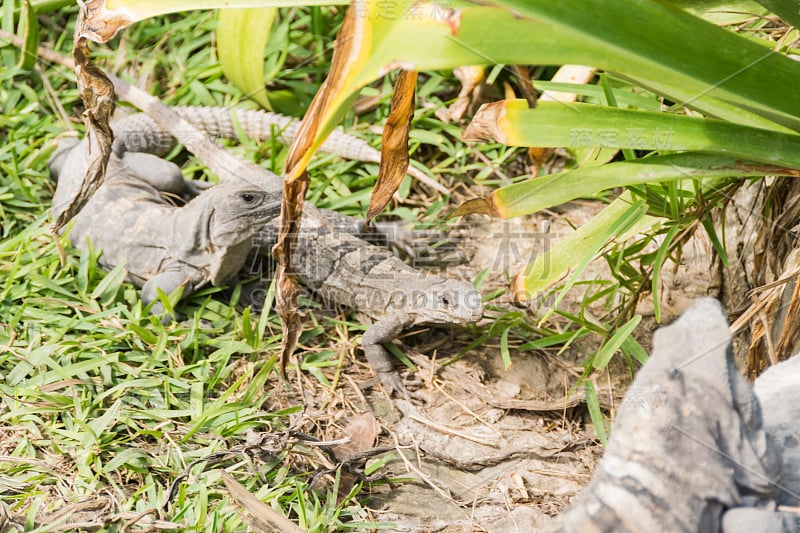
[121,152,187,196]
[122,152,211,198]
[361,313,415,397]
[141,271,195,322]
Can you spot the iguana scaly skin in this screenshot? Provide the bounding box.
[110,106,380,162]
[252,204,483,396]
[754,354,800,511]
[549,298,800,532]
[51,107,482,395]
[49,134,283,318]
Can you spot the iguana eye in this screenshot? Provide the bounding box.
[241,192,258,203]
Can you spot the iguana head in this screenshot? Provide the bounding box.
[205,173,283,244]
[407,278,484,324]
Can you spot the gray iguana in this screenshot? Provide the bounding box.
[249,203,483,395]
[49,135,283,318]
[50,106,483,395]
[549,298,800,532]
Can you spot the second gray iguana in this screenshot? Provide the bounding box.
[248,204,483,396]
[50,106,483,395]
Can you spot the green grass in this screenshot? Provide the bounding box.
[0,8,404,531]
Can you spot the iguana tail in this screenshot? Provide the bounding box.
[111,106,379,164]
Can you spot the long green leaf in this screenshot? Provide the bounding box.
[535,80,663,112]
[618,73,796,133]
[593,315,642,370]
[16,0,38,69]
[495,0,800,131]
[584,380,608,444]
[1,0,17,66]
[217,7,276,109]
[456,152,799,220]
[468,100,800,168]
[673,1,769,24]
[651,224,681,323]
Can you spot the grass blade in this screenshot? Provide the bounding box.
[512,195,652,303]
[593,315,642,370]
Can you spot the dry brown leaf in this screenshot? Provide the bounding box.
[221,471,304,533]
[367,70,418,223]
[275,177,309,378]
[330,412,381,498]
[331,412,381,461]
[275,2,360,366]
[75,0,135,43]
[52,14,115,233]
[447,65,485,121]
[462,100,507,143]
[450,196,501,218]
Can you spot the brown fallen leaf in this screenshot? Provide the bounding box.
[331,412,381,461]
[367,69,418,223]
[329,412,381,498]
[221,471,304,533]
[52,9,115,233]
[446,65,485,121]
[450,195,501,218]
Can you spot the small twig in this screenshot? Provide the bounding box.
[390,431,455,502]
[53,232,67,267]
[120,508,158,533]
[510,65,538,108]
[432,377,501,434]
[394,399,501,448]
[0,328,16,354]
